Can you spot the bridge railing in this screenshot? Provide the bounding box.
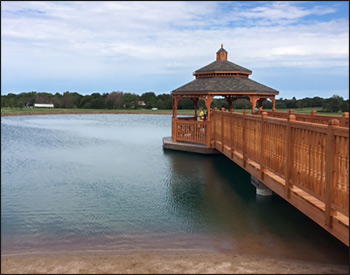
[212,109,349,217]
[259,110,349,127]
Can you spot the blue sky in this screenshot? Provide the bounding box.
[1,1,349,99]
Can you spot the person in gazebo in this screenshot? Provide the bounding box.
[198,107,205,122]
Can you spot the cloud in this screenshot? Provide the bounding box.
[1,1,348,98]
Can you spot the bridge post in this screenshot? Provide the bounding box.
[251,175,272,196]
[325,119,339,228]
[260,112,268,180]
[285,114,296,198]
[341,112,349,127]
[230,109,234,159]
[243,110,248,168]
[221,108,225,151]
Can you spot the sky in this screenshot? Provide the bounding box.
[1,1,349,99]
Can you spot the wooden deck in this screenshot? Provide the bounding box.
[168,109,349,246]
[163,137,219,154]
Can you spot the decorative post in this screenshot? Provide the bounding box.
[249,96,257,114]
[258,98,265,112]
[260,112,268,180]
[213,107,218,147]
[341,112,349,127]
[325,119,339,228]
[272,97,276,112]
[311,110,317,123]
[205,95,213,122]
[230,109,234,159]
[285,113,296,198]
[221,107,225,151]
[193,98,199,120]
[205,95,214,147]
[172,97,180,142]
[243,110,248,168]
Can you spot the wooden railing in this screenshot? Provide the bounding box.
[259,110,349,127]
[173,118,208,144]
[213,110,349,217]
[171,109,349,244]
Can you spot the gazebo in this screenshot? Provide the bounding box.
[169,45,279,148]
[172,44,278,121]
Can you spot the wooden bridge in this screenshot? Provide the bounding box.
[165,109,349,246]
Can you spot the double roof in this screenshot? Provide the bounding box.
[172,46,278,96]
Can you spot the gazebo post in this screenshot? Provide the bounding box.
[205,95,214,147]
[205,95,214,121]
[225,96,234,110]
[258,98,265,112]
[192,98,199,119]
[172,96,179,119]
[272,97,276,112]
[249,96,258,114]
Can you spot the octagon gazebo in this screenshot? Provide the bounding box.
[167,44,279,150]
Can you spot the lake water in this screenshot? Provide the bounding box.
[1,114,348,264]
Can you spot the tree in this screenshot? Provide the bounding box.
[155,99,166,109]
[157,93,172,109]
[105,91,123,109]
[122,93,139,109]
[141,92,157,109]
[178,98,194,109]
[323,95,344,113]
[62,91,74,108]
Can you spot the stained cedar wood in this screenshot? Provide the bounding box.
[171,110,349,245]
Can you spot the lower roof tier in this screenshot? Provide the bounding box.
[172,77,279,95]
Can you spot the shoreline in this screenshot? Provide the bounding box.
[1,111,177,117]
[2,248,348,274]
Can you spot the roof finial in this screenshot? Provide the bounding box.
[221,43,223,49]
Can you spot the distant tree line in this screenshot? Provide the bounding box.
[1,91,349,113]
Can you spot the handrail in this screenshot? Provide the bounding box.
[258,110,349,127]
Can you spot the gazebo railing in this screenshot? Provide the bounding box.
[173,118,208,144]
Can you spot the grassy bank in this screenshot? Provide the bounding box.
[0,108,193,116]
[0,107,344,117]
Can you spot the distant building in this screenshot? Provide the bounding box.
[137,100,146,106]
[34,103,54,108]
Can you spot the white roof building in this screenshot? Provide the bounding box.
[34,103,54,108]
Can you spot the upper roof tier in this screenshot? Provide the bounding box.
[194,44,252,78]
[194,60,252,75]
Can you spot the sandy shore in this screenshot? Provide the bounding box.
[1,249,348,274]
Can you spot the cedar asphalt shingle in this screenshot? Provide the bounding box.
[172,77,278,95]
[195,60,252,74]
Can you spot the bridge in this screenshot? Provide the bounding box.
[164,45,349,246]
[164,109,349,246]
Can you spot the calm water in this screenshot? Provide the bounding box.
[1,114,348,264]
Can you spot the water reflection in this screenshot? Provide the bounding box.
[163,149,348,263]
